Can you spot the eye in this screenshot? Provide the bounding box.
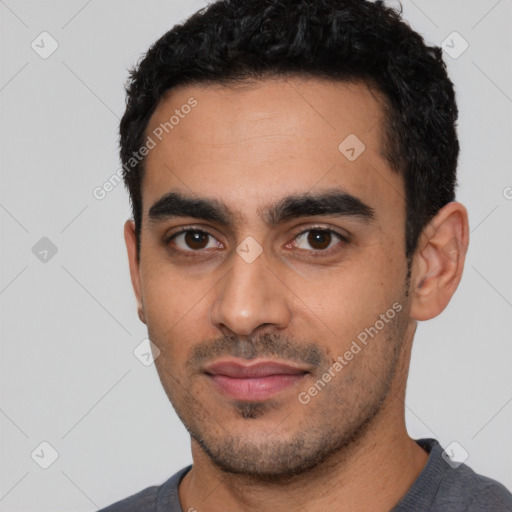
[166,228,223,253]
[290,228,348,254]
[165,226,349,257]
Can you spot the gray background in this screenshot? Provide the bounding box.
[1,0,511,510]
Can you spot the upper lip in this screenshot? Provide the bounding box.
[203,359,310,378]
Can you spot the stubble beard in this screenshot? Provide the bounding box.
[155,301,409,484]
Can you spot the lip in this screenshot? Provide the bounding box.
[204,359,310,378]
[203,358,309,401]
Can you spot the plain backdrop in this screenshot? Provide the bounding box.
[1,0,511,510]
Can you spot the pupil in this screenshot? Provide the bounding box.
[185,231,208,249]
[308,230,330,250]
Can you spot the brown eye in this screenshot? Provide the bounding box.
[168,229,221,252]
[293,228,347,253]
[184,231,209,250]
[307,230,332,250]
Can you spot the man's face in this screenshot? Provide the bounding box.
[128,77,415,479]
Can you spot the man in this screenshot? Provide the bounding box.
[101,0,512,510]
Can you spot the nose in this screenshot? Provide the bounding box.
[209,244,292,336]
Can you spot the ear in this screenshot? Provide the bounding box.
[124,219,146,324]
[409,202,469,321]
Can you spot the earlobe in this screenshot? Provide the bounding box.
[124,219,146,325]
[409,202,469,321]
[138,303,146,324]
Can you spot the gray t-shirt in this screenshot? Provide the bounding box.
[99,438,512,511]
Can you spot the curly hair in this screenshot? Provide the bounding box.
[119,0,459,262]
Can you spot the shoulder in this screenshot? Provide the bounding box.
[421,439,512,511]
[393,439,512,511]
[98,484,160,512]
[98,465,192,512]
[435,459,512,511]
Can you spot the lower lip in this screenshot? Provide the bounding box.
[208,374,306,401]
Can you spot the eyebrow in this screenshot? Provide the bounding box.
[147,189,375,228]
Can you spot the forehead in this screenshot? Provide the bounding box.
[141,77,404,226]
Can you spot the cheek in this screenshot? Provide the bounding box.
[303,256,405,345]
[140,263,215,357]
[140,264,183,330]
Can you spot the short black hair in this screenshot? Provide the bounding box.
[120,0,459,262]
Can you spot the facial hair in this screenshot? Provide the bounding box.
[153,296,410,483]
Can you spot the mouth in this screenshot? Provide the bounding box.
[203,358,310,401]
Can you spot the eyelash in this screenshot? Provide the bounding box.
[164,225,349,257]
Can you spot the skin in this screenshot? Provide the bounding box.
[124,77,469,511]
